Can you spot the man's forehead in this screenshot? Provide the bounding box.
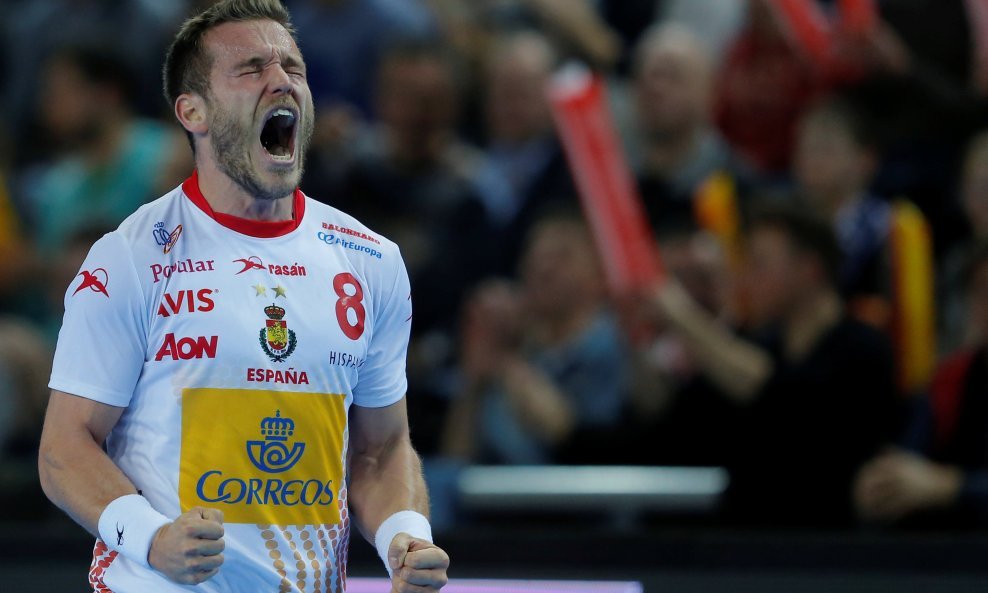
[204,19,301,63]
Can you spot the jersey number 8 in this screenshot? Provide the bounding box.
[333,273,365,340]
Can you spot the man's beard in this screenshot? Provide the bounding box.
[208,99,314,202]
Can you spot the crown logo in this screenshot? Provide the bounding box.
[247,410,306,473]
[260,410,295,441]
[264,304,286,320]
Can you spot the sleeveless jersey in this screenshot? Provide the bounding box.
[49,172,412,593]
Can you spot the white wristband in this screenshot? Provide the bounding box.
[97,494,170,569]
[374,510,433,577]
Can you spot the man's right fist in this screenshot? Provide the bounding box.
[148,507,225,585]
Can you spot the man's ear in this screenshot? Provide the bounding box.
[175,93,208,136]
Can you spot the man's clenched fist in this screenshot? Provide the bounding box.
[149,507,225,585]
[388,533,449,592]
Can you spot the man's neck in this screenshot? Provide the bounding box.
[782,289,843,362]
[195,159,295,221]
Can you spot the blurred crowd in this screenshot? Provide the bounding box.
[3,0,988,532]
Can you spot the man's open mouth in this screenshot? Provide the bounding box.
[260,107,297,159]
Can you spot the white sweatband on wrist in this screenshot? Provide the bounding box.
[374,510,433,577]
[97,494,170,569]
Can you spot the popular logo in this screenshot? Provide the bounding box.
[73,268,109,298]
[234,256,265,275]
[153,222,183,254]
[246,410,306,473]
[157,288,215,317]
[260,304,297,363]
[150,259,215,283]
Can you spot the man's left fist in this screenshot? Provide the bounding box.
[388,533,449,592]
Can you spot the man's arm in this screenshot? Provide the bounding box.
[349,397,449,591]
[38,390,225,585]
[39,390,132,533]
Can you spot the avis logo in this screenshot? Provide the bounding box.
[246,410,305,473]
[259,304,297,363]
[73,268,109,297]
[157,289,215,317]
[154,333,218,361]
[153,222,183,254]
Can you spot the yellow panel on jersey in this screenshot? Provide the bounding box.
[889,200,936,394]
[179,388,346,525]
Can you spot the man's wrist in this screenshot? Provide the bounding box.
[374,510,433,577]
[97,494,171,569]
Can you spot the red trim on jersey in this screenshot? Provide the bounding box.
[89,539,118,593]
[182,170,305,238]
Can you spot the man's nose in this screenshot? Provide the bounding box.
[266,64,293,95]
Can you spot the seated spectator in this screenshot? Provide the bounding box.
[942,130,988,350]
[0,316,52,519]
[855,239,988,528]
[566,223,739,467]
[286,0,437,118]
[481,30,576,273]
[631,23,753,256]
[714,0,826,176]
[794,96,888,310]
[441,212,628,464]
[794,96,936,393]
[305,39,503,453]
[17,44,191,255]
[649,204,899,526]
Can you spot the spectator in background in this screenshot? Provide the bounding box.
[481,30,576,274]
[286,0,437,118]
[715,0,825,176]
[0,315,52,520]
[442,212,627,465]
[17,44,191,256]
[566,223,739,467]
[793,96,890,319]
[856,240,988,528]
[308,39,502,453]
[632,22,753,237]
[649,205,898,526]
[942,130,988,350]
[1,0,186,163]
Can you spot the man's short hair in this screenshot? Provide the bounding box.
[750,202,843,287]
[162,0,295,146]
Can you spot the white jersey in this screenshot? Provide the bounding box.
[49,172,412,593]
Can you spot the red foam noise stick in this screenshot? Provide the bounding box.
[838,0,878,36]
[547,64,663,296]
[768,0,834,66]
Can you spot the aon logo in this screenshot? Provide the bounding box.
[155,334,218,361]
